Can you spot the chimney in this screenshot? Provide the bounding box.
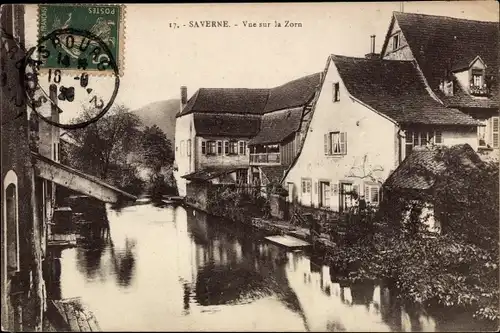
[180,86,187,112]
[365,35,380,60]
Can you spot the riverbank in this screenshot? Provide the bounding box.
[183,200,499,325]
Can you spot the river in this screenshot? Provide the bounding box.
[47,203,495,331]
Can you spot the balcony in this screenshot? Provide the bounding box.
[470,85,490,97]
[250,153,281,165]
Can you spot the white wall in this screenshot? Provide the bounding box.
[442,127,477,150]
[174,113,194,197]
[284,59,399,211]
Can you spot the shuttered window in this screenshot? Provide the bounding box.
[239,141,246,155]
[325,132,347,155]
[492,117,499,148]
[364,183,381,205]
[217,141,223,155]
[201,141,206,155]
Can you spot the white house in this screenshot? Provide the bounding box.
[381,11,499,160]
[283,54,479,212]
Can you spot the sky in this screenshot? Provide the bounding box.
[24,1,499,123]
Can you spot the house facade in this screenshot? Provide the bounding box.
[174,74,322,198]
[283,54,478,212]
[381,12,499,160]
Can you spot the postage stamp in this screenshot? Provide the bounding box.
[37,4,125,76]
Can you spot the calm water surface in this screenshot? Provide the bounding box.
[50,203,495,331]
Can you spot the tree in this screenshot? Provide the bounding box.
[65,105,145,195]
[69,105,142,179]
[140,125,173,174]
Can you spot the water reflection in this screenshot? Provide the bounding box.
[48,204,496,331]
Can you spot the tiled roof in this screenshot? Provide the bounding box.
[181,166,244,181]
[264,72,322,113]
[383,144,483,190]
[178,73,321,117]
[193,113,261,137]
[332,55,479,126]
[248,108,302,145]
[181,88,269,116]
[392,12,499,108]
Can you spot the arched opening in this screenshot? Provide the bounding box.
[6,182,19,273]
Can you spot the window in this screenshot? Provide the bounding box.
[392,34,400,51]
[224,141,229,155]
[207,141,216,155]
[365,183,380,205]
[478,121,487,147]
[179,141,185,157]
[4,171,19,274]
[227,141,238,155]
[319,181,330,208]
[301,178,312,194]
[333,82,340,102]
[187,139,191,157]
[405,130,442,157]
[492,117,499,148]
[201,141,206,155]
[471,69,484,88]
[324,132,347,155]
[217,141,222,155]
[239,141,246,155]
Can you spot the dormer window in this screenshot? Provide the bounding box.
[392,34,400,51]
[468,57,489,97]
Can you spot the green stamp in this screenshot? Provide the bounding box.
[38,4,125,75]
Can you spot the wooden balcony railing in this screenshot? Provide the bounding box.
[250,153,280,165]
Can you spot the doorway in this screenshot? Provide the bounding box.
[319,181,330,208]
[339,182,354,213]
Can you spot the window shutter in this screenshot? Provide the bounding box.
[492,117,499,148]
[324,134,328,155]
[434,131,442,144]
[365,185,370,199]
[332,183,339,195]
[340,132,347,154]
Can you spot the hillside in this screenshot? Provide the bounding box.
[132,99,180,144]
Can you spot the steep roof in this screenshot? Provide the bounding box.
[180,88,269,116]
[264,72,322,113]
[332,55,479,126]
[193,113,261,137]
[384,144,483,190]
[391,12,499,108]
[178,73,321,117]
[248,108,302,145]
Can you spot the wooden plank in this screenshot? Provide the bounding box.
[33,152,136,203]
[48,300,71,331]
[62,302,80,331]
[74,307,91,332]
[264,235,311,249]
[86,313,101,332]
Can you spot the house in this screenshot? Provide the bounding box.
[382,144,485,233]
[1,5,136,331]
[174,73,322,198]
[381,12,499,160]
[282,53,479,212]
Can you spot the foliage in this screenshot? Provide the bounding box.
[67,105,142,179]
[325,155,499,322]
[266,181,288,197]
[148,171,178,200]
[207,185,270,224]
[65,105,178,197]
[139,125,174,174]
